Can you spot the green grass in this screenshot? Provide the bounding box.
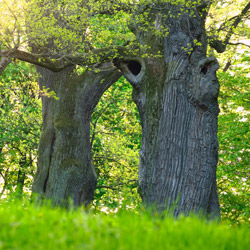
[0,199,249,250]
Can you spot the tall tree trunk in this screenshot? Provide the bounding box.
[32,67,121,206]
[119,3,220,217]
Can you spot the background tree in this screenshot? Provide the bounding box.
[0,61,41,198]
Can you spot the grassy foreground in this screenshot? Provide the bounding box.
[0,199,249,250]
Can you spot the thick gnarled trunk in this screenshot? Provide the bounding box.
[32,67,121,206]
[120,4,220,217]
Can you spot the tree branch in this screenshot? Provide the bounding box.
[223,2,250,44]
[209,2,250,53]
[0,46,133,72]
[223,60,231,72]
[228,42,250,49]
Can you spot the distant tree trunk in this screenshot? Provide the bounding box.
[16,155,27,197]
[32,67,121,206]
[118,3,220,217]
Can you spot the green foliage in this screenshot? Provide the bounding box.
[0,0,207,62]
[207,0,250,53]
[0,0,136,58]
[0,198,250,250]
[0,0,26,49]
[0,61,41,197]
[91,77,142,212]
[89,12,134,48]
[217,53,250,224]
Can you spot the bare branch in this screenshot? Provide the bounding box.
[228,41,250,49]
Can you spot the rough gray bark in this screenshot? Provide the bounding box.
[32,66,121,206]
[118,3,220,217]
